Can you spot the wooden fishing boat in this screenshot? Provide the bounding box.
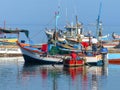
[17,41,65,64]
[18,40,108,66]
[58,41,108,66]
[45,15,99,46]
[63,47,108,66]
[0,28,29,57]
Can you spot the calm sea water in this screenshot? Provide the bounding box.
[0,59,120,90]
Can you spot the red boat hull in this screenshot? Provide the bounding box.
[64,60,84,67]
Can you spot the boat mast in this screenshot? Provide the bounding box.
[75,16,83,35]
[96,2,102,39]
[3,20,6,38]
[76,15,78,35]
[16,28,20,41]
[98,21,102,37]
[54,6,60,41]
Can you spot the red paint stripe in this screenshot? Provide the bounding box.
[109,59,120,64]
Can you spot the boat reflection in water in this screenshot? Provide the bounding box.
[63,65,108,90]
[20,64,108,90]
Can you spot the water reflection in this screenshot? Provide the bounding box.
[20,63,108,90]
[64,65,108,90]
[21,64,64,78]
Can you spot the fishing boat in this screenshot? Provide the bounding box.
[112,32,120,39]
[18,39,109,66]
[101,33,120,48]
[63,18,101,44]
[45,18,97,44]
[102,40,119,48]
[17,11,80,64]
[63,52,84,67]
[0,27,18,43]
[17,41,65,64]
[56,40,108,66]
[63,45,108,66]
[0,28,29,57]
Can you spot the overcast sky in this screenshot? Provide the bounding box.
[0,0,119,27]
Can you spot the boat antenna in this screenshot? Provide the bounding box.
[96,2,102,39]
[55,0,61,31]
[76,15,78,34]
[53,5,60,42]
[55,7,60,32]
[4,20,6,30]
[3,20,6,38]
